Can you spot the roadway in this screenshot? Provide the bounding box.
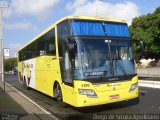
[4,75,160,120]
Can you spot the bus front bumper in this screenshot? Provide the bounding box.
[74,88,139,107]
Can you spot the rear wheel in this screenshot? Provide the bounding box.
[54,83,67,107]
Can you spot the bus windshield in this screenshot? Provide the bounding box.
[74,39,136,80]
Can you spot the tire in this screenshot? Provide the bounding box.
[54,83,67,108]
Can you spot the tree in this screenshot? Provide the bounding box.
[4,58,17,71]
[129,7,160,60]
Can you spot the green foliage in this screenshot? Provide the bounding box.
[129,7,160,59]
[4,58,17,71]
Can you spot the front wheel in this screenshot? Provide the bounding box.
[54,83,67,107]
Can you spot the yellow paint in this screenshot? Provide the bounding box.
[63,75,138,107]
[35,56,60,96]
[18,16,138,107]
[18,62,23,82]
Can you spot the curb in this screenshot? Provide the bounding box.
[138,80,160,89]
[138,74,160,78]
[1,81,59,120]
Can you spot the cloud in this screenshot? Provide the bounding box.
[66,0,140,25]
[66,0,88,10]
[9,43,22,49]
[8,0,60,18]
[8,43,22,57]
[4,22,38,31]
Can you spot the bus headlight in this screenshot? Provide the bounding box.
[78,89,98,98]
[129,82,138,92]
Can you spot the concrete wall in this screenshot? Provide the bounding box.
[137,67,160,76]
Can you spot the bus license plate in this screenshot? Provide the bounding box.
[109,94,120,100]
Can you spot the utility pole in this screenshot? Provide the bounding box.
[96,0,98,16]
[0,1,8,91]
[96,0,102,17]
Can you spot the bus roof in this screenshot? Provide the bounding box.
[18,16,127,51]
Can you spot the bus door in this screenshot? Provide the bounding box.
[58,42,75,100]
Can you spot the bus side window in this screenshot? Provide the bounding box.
[57,20,70,43]
[37,28,56,56]
[45,28,56,55]
[58,43,73,84]
[49,44,54,52]
[58,20,73,84]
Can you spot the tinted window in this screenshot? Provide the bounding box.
[58,42,73,84]
[37,29,56,56]
[19,28,56,61]
[57,20,70,43]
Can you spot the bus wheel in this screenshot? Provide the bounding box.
[54,83,67,108]
[23,77,29,90]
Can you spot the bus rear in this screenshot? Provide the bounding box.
[57,17,139,107]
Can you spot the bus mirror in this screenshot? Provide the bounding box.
[59,57,63,61]
[68,39,76,60]
[140,41,145,57]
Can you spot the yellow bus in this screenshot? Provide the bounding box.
[18,16,139,107]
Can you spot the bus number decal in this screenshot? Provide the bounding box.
[81,84,90,87]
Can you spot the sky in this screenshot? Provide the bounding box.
[1,0,160,57]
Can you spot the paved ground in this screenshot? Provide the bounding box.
[138,74,160,88]
[0,75,59,120]
[0,85,27,114]
[1,74,160,120]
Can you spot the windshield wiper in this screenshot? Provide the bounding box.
[96,23,115,83]
[102,22,114,76]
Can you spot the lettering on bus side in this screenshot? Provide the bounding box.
[81,84,90,87]
[23,63,33,68]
